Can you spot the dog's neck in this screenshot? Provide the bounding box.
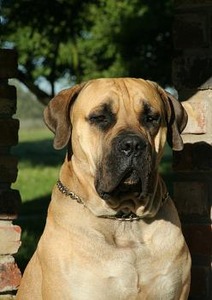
[56,179,169,222]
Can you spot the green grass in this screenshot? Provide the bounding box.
[12,127,65,204]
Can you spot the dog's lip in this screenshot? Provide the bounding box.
[120,169,141,186]
[101,169,142,200]
[107,199,137,211]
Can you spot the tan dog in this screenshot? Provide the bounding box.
[16,78,191,300]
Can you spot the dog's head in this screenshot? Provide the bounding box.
[44,78,187,216]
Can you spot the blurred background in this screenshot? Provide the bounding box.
[0,0,174,271]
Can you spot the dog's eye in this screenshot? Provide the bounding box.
[89,114,108,124]
[88,104,116,130]
[146,115,154,122]
[146,114,160,124]
[142,113,161,130]
[141,103,161,129]
[88,113,115,130]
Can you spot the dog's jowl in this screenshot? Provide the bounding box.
[16,78,191,300]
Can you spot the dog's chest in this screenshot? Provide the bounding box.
[105,226,174,297]
[69,223,182,300]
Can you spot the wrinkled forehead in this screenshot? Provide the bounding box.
[72,78,163,115]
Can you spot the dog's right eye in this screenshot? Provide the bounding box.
[88,113,114,130]
[87,103,116,130]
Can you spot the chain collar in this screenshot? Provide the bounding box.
[56,179,169,222]
[57,180,85,205]
[98,211,142,221]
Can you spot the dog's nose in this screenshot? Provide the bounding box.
[118,135,146,157]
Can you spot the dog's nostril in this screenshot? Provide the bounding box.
[119,135,146,157]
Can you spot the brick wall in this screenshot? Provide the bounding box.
[173,1,212,299]
[0,49,21,299]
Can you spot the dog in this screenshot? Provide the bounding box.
[16,78,191,300]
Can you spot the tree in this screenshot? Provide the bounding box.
[1,0,173,104]
[78,0,173,83]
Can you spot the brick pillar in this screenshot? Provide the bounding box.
[173,1,212,299]
[0,49,22,299]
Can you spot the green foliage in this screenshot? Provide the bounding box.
[79,0,173,84]
[2,0,173,96]
[2,0,95,94]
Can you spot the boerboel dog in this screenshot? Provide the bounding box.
[16,78,191,300]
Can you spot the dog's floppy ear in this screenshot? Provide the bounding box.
[44,83,86,150]
[147,80,188,151]
[164,91,188,151]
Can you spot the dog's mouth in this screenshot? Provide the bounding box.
[99,169,143,201]
[117,170,141,193]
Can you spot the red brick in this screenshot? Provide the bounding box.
[0,156,18,183]
[173,56,212,90]
[0,50,18,79]
[182,224,211,256]
[174,182,209,216]
[175,0,212,9]
[0,256,21,292]
[0,189,21,218]
[173,13,208,49]
[0,85,17,116]
[190,266,211,299]
[0,119,19,147]
[173,143,212,171]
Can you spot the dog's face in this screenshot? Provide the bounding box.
[44,78,187,215]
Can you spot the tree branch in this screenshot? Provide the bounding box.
[17,70,51,106]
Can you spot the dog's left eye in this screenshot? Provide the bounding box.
[142,113,161,128]
[141,103,161,129]
[146,114,160,123]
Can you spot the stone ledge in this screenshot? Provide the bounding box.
[0,256,21,293]
[182,98,206,134]
[0,220,21,255]
[181,89,212,142]
[182,134,212,145]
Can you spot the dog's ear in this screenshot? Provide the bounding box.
[163,91,188,151]
[147,80,188,151]
[44,83,86,150]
